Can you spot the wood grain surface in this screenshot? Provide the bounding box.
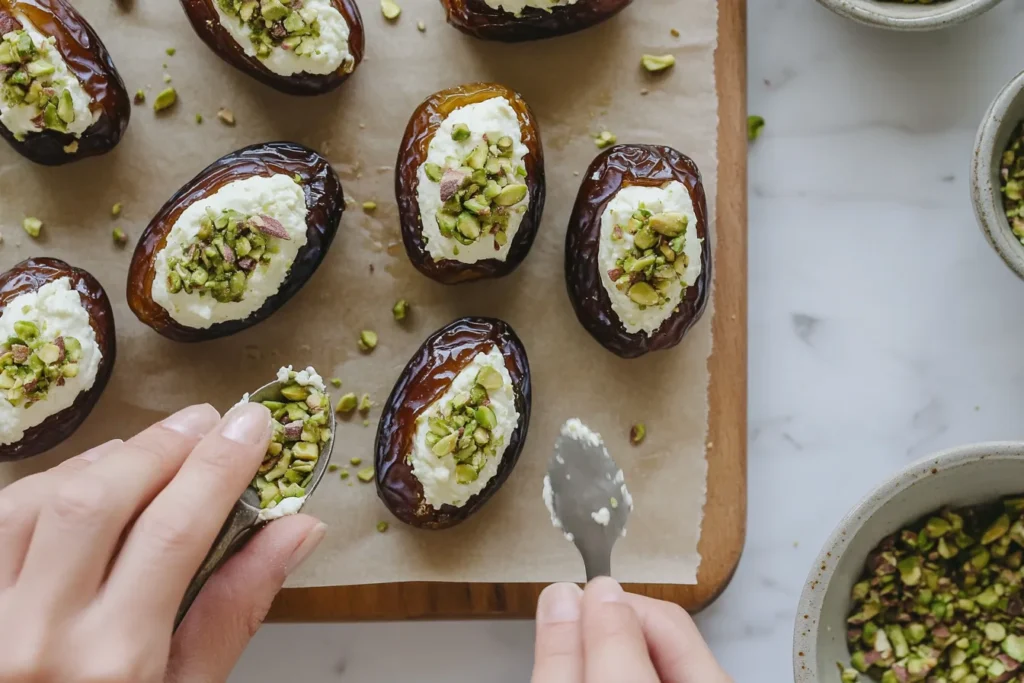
[268,0,748,621]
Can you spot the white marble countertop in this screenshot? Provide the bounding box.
[232,2,1024,680]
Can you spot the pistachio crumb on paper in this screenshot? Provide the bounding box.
[21,217,42,238]
[381,0,401,20]
[747,115,765,142]
[641,54,676,73]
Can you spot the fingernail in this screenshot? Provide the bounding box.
[537,582,583,623]
[162,404,219,436]
[588,576,625,603]
[286,522,327,576]
[221,403,271,445]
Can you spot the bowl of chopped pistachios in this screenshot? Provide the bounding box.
[816,0,1002,31]
[972,69,1024,283]
[793,442,1024,683]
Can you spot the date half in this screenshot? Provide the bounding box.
[565,144,711,359]
[441,0,632,42]
[0,258,116,462]
[375,317,532,530]
[0,0,130,165]
[127,141,344,343]
[396,82,545,284]
[179,0,364,96]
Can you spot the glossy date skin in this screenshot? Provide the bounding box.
[565,144,710,359]
[0,258,116,462]
[179,0,364,96]
[396,82,545,285]
[375,317,531,530]
[0,0,130,165]
[441,0,632,42]
[127,141,344,343]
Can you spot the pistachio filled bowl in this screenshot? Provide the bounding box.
[794,442,1024,682]
[815,0,1001,31]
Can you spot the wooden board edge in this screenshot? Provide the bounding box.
[268,0,748,622]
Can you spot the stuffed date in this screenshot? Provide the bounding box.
[0,0,130,165]
[375,317,531,530]
[127,141,344,343]
[179,0,364,96]
[396,82,545,284]
[565,144,710,359]
[0,257,116,462]
[441,0,633,42]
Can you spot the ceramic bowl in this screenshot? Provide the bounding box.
[793,442,1024,682]
[972,69,1024,282]
[816,0,1001,31]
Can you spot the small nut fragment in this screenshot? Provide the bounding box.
[217,108,236,126]
[630,423,646,446]
[350,456,362,466]
[112,227,127,247]
[195,113,203,124]
[63,141,78,154]
[380,0,401,20]
[357,467,375,482]
[133,89,146,105]
[358,394,373,413]
[392,299,409,321]
[22,217,42,238]
[358,330,378,352]
[376,521,389,533]
[362,201,377,212]
[594,131,617,149]
[336,393,358,413]
[330,378,342,388]
[747,115,765,142]
[111,203,123,217]
[166,47,176,56]
[153,87,177,112]
[417,20,426,32]
[641,54,676,72]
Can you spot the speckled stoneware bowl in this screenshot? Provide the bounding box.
[816,0,1001,31]
[793,442,1024,682]
[972,69,1024,282]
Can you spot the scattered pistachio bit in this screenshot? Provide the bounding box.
[340,469,349,479]
[362,201,377,212]
[0,324,83,406]
[376,521,389,533]
[153,87,177,112]
[133,89,146,105]
[392,299,409,321]
[357,467,375,482]
[747,115,765,142]
[292,173,303,185]
[217,107,236,126]
[630,423,646,446]
[358,394,373,413]
[350,456,362,466]
[328,464,340,472]
[330,378,342,388]
[250,373,331,510]
[112,227,127,247]
[62,141,78,154]
[336,392,358,413]
[358,330,378,352]
[641,54,676,73]
[417,20,426,31]
[381,0,401,20]
[670,28,680,37]
[166,47,176,56]
[21,217,41,238]
[195,113,203,124]
[595,130,617,149]
[111,202,123,217]
[162,74,172,84]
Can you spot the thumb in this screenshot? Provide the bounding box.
[165,514,325,683]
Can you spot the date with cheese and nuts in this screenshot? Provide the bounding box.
[441,0,633,42]
[565,144,710,359]
[0,258,116,462]
[179,0,364,96]
[0,0,130,165]
[127,142,344,342]
[375,317,531,530]
[396,82,545,284]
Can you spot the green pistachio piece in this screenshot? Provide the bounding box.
[747,115,765,142]
[280,383,310,401]
[648,212,688,237]
[133,89,146,105]
[475,406,497,430]
[56,89,75,124]
[455,464,479,485]
[457,212,481,240]
[475,366,503,391]
[26,59,54,78]
[21,217,42,238]
[595,131,617,149]
[358,394,373,412]
[112,228,127,247]
[362,201,377,212]
[451,122,471,141]
[630,423,646,445]
[376,521,389,533]
[641,53,676,72]
[433,432,458,456]
[336,393,358,413]
[493,183,528,207]
[358,330,378,352]
[424,163,444,182]
[392,299,409,321]
[153,87,177,112]
[13,320,38,339]
[381,0,401,20]
[982,514,1010,544]
[627,282,661,307]
[466,142,488,170]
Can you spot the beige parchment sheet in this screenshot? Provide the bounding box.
[0,0,718,586]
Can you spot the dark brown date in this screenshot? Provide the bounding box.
[375,317,532,530]
[441,0,632,42]
[0,0,130,165]
[179,0,364,96]
[565,144,710,359]
[0,258,116,462]
[127,141,344,343]
[395,82,545,284]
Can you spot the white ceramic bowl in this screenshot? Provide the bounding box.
[816,0,1001,31]
[972,69,1024,282]
[793,442,1024,682]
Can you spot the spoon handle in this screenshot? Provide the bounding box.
[174,501,259,630]
[582,548,612,582]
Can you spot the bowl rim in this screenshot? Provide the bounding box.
[792,441,1024,682]
[815,0,1002,31]
[971,68,1024,282]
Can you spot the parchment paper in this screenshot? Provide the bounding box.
[0,0,718,586]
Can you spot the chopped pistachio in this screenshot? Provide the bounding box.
[641,54,676,72]
[163,74,172,84]
[328,464,340,472]
[358,394,373,413]
[133,89,146,105]
[362,201,377,212]
[340,469,350,479]
[111,202,123,217]
[330,377,342,388]
[357,467,375,482]
[747,115,765,142]
[381,0,401,20]
[417,20,426,32]
[376,521,389,533]
[670,28,680,37]
[630,423,646,446]
[358,330,378,352]
[594,130,617,149]
[350,456,362,466]
[21,217,41,238]
[166,47,176,56]
[153,87,177,112]
[62,141,78,154]
[336,392,358,413]
[112,227,127,247]
[217,108,236,126]
[195,113,203,124]
[392,299,409,321]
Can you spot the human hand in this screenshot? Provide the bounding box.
[0,403,326,683]
[531,577,733,683]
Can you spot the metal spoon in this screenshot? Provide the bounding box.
[544,419,633,581]
[173,376,336,629]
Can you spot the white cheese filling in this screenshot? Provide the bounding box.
[409,347,519,509]
[276,364,326,391]
[416,97,531,265]
[258,493,306,521]
[484,0,578,16]
[152,174,308,330]
[214,0,354,77]
[0,16,95,141]
[0,278,101,446]
[597,182,703,336]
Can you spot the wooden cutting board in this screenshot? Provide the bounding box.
[269,0,748,621]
